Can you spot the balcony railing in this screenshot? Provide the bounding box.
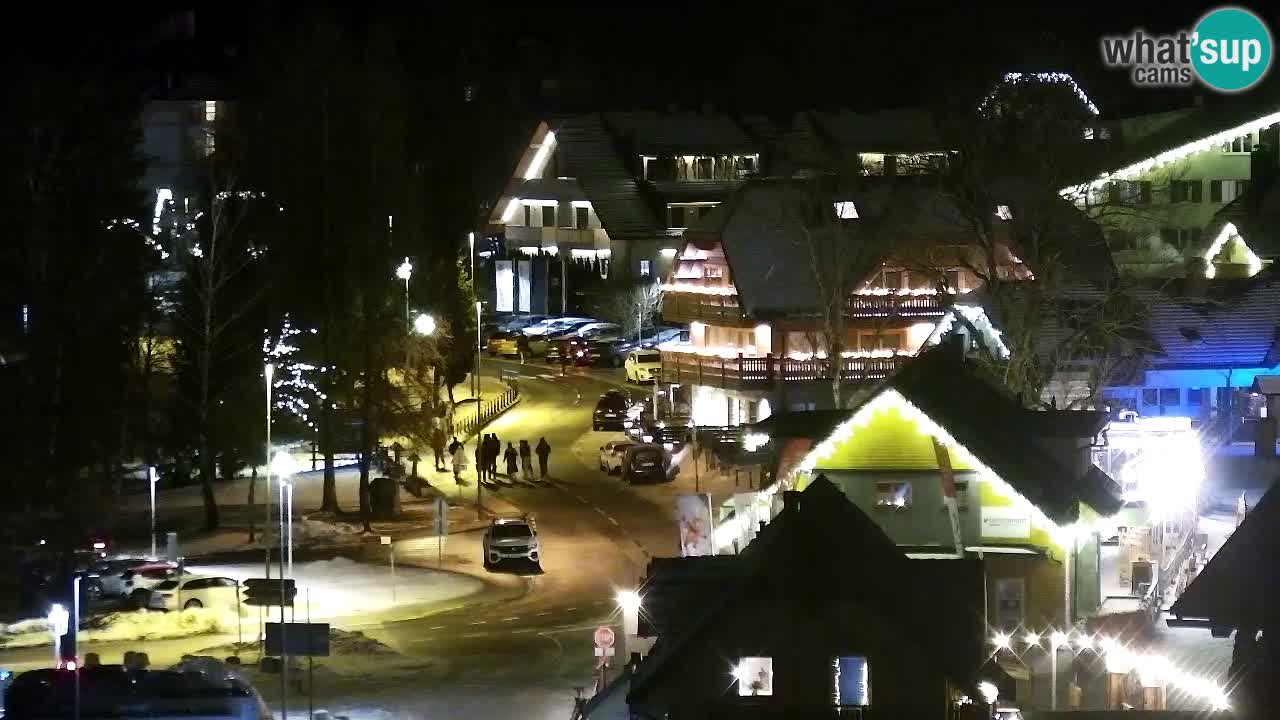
[846,293,954,318]
[662,293,747,325]
[660,351,908,389]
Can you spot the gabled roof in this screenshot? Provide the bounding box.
[553,114,663,240]
[680,176,1112,317]
[1207,186,1280,261]
[628,477,985,703]
[1170,480,1280,627]
[753,346,1122,523]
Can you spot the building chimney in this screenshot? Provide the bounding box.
[782,490,801,514]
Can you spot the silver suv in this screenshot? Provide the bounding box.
[483,517,541,568]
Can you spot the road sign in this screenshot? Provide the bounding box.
[265,622,330,657]
[243,578,297,607]
[433,497,448,537]
[593,626,615,650]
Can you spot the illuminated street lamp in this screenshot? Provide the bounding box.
[616,590,642,637]
[991,632,1011,652]
[396,257,413,324]
[148,465,159,559]
[48,604,68,667]
[475,301,483,401]
[413,313,436,337]
[271,450,301,577]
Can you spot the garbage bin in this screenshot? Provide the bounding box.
[369,477,400,519]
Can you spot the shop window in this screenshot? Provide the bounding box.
[735,657,774,696]
[833,656,870,707]
[1160,388,1181,406]
[875,481,912,509]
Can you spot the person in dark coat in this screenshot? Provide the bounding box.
[488,434,501,474]
[518,440,534,481]
[474,440,486,482]
[503,442,519,476]
[535,437,551,478]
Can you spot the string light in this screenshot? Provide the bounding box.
[263,315,328,431]
[981,72,1100,116]
[926,304,1011,359]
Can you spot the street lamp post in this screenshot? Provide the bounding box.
[264,363,274,581]
[148,465,158,559]
[48,604,68,668]
[475,301,483,401]
[414,313,437,407]
[397,257,414,377]
[271,450,301,579]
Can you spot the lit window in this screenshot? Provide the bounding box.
[640,260,651,277]
[704,264,724,279]
[734,657,774,696]
[834,201,858,219]
[995,205,1013,220]
[875,481,911,509]
[833,656,870,707]
[204,100,217,123]
[1083,127,1094,140]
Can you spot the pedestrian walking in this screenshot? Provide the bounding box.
[503,442,519,477]
[487,434,501,474]
[535,437,551,478]
[519,440,534,481]
[450,438,467,484]
[430,425,447,472]
[474,441,485,483]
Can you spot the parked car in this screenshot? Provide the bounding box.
[575,340,626,367]
[148,576,241,611]
[624,349,662,383]
[499,314,549,332]
[89,558,158,598]
[593,390,631,431]
[532,323,595,359]
[485,331,523,357]
[598,440,636,474]
[622,444,674,484]
[123,565,185,608]
[5,664,271,720]
[482,517,541,568]
[571,322,621,340]
[522,316,594,337]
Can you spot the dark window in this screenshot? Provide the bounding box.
[1211,180,1223,202]
[1217,386,1234,411]
[1142,389,1159,406]
[1108,183,1121,204]
[522,205,531,226]
[576,206,589,228]
[217,578,238,587]
[1190,227,1204,247]
[1188,388,1205,405]
[182,579,209,590]
[882,271,902,289]
[1160,388,1180,405]
[1191,180,1203,202]
[1171,182,1186,203]
[945,270,961,290]
[669,206,686,227]
[541,206,555,227]
[1139,181,1152,204]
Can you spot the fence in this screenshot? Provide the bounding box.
[661,351,907,389]
[452,385,520,438]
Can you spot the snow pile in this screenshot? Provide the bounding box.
[0,609,237,649]
[328,629,396,656]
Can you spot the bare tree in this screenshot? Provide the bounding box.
[589,281,664,342]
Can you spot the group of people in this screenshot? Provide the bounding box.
[438,433,552,484]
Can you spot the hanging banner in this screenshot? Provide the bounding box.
[495,261,514,312]
[518,260,532,313]
[676,493,715,557]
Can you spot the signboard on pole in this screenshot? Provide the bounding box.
[676,494,715,557]
[433,497,448,537]
[243,578,297,607]
[265,622,330,657]
[593,626,615,650]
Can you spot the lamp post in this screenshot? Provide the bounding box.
[475,301,483,401]
[264,363,274,581]
[148,465,158,559]
[414,313,437,404]
[396,257,413,324]
[48,604,68,668]
[468,231,475,282]
[271,450,301,578]
[1050,630,1069,710]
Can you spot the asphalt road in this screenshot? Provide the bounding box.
[0,361,681,720]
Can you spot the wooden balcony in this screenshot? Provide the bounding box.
[660,351,909,390]
[662,293,751,326]
[846,293,954,318]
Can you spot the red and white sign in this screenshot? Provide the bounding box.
[593,626,616,650]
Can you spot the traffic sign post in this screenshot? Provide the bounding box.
[380,536,396,603]
[593,626,616,687]
[243,578,296,607]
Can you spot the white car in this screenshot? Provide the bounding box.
[123,565,185,608]
[598,440,637,474]
[483,517,541,568]
[522,316,593,336]
[148,576,241,611]
[571,322,621,339]
[625,350,662,384]
[90,558,160,598]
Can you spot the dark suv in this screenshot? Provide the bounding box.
[593,390,631,431]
